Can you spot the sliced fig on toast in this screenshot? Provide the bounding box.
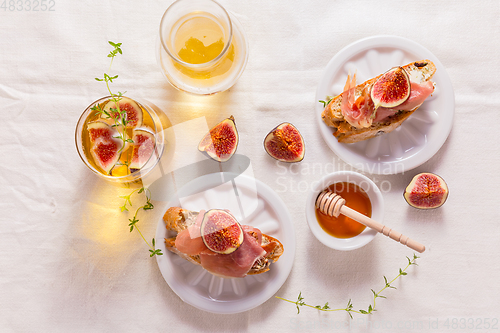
[198,116,239,162]
[264,122,305,162]
[371,66,411,111]
[200,209,243,254]
[404,172,448,209]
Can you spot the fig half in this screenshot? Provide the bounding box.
[87,121,123,174]
[198,116,239,162]
[264,122,305,163]
[404,173,449,209]
[371,66,411,111]
[200,209,244,254]
[129,129,156,172]
[103,97,143,128]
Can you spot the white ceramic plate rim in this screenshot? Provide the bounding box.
[306,171,383,250]
[155,172,296,314]
[315,35,455,175]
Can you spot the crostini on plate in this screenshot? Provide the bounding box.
[321,60,436,143]
[163,207,284,278]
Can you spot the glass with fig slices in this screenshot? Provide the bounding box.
[75,96,165,183]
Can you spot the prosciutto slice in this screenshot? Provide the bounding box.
[174,217,266,278]
[199,232,266,278]
[341,73,376,129]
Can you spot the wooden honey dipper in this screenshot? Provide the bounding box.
[315,190,425,253]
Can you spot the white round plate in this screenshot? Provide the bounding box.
[155,172,295,314]
[316,35,455,175]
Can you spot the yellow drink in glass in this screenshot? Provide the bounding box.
[157,0,248,95]
[75,96,165,184]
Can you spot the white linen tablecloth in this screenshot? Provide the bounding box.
[1,0,499,332]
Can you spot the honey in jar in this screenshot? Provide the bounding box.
[315,182,372,238]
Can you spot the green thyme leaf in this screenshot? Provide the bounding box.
[149,249,163,257]
[319,96,333,107]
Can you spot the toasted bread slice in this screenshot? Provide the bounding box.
[163,207,284,275]
[321,60,436,143]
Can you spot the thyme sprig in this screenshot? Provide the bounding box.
[276,254,419,317]
[319,96,333,108]
[91,41,131,153]
[120,187,163,257]
[95,41,123,98]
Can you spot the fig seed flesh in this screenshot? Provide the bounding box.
[129,129,156,172]
[264,122,305,163]
[200,209,244,254]
[103,97,143,129]
[87,121,123,174]
[404,172,448,209]
[198,116,239,162]
[371,66,411,109]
